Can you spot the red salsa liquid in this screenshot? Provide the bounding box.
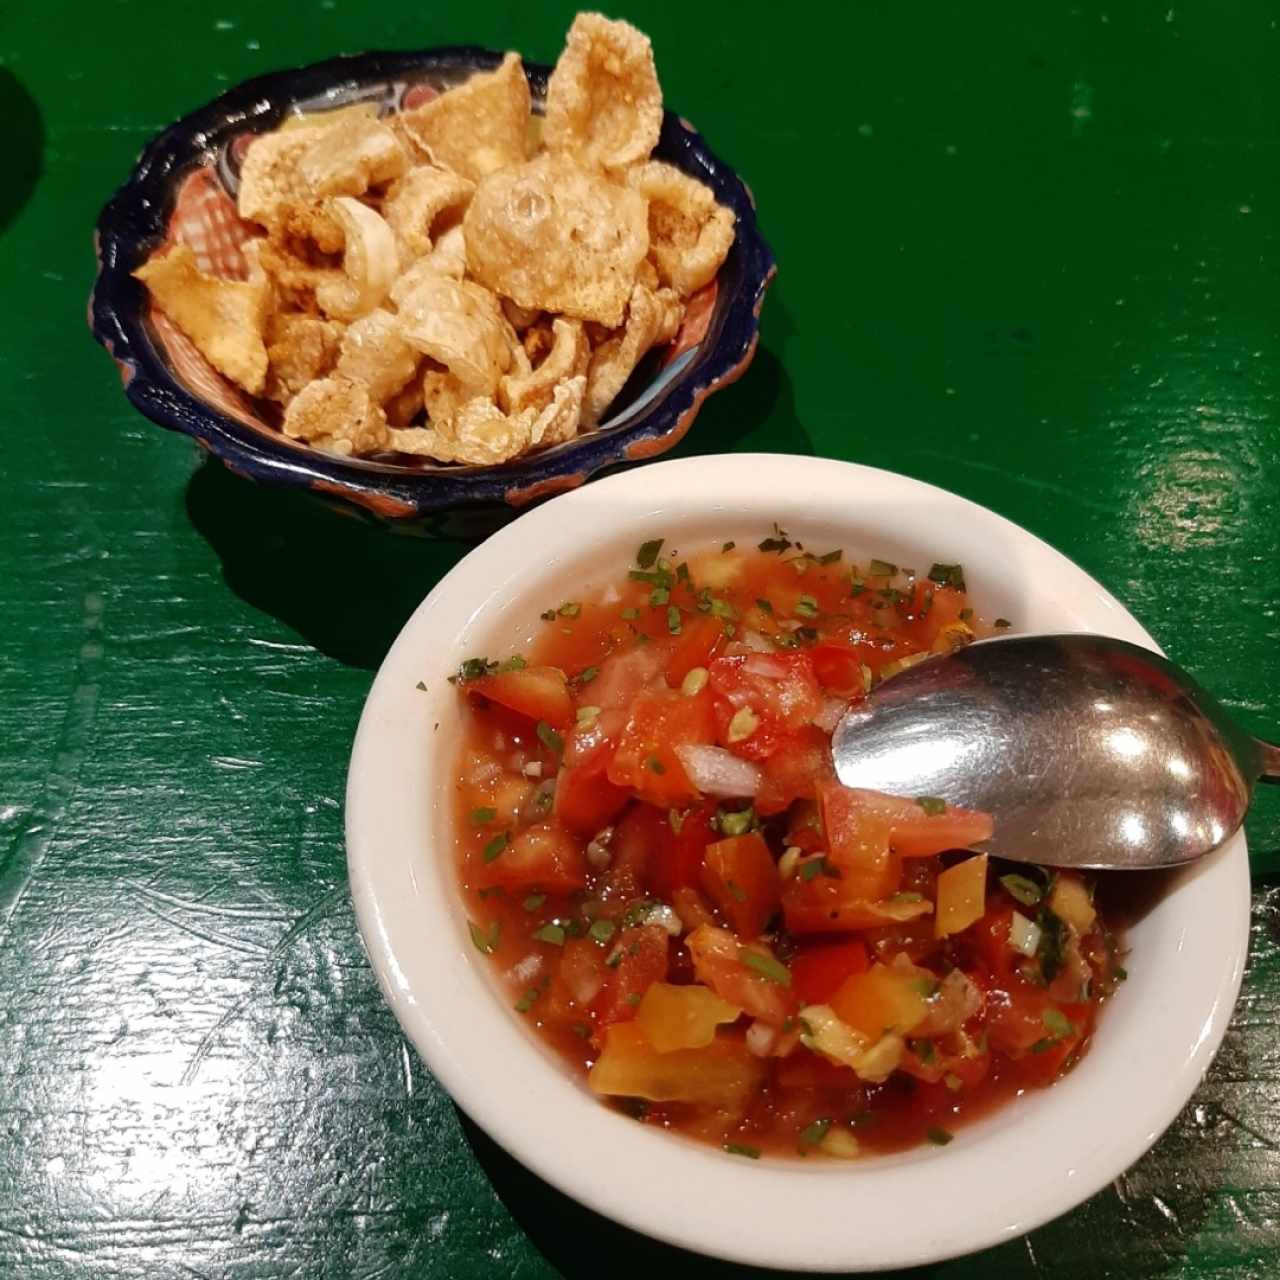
[451,537,1125,1159]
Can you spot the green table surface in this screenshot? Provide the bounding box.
[3,0,1280,1275]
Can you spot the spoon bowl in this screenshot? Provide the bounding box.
[832,633,1279,870]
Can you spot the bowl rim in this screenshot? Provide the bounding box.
[88,46,775,521]
[345,453,1249,1270]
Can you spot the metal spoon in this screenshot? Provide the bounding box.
[831,633,1280,870]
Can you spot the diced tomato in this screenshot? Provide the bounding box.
[470,665,573,729]
[817,780,901,900]
[819,782,992,862]
[607,687,716,805]
[686,924,798,1027]
[601,803,661,901]
[790,938,870,1005]
[967,897,1018,983]
[899,580,969,649]
[589,645,669,711]
[776,1049,859,1091]
[699,832,781,939]
[554,738,630,837]
[810,644,870,699]
[473,820,586,893]
[649,802,718,901]
[755,725,834,815]
[707,652,825,761]
[782,871,907,935]
[665,615,726,687]
[592,925,669,1043]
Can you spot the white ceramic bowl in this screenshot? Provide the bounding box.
[346,454,1249,1272]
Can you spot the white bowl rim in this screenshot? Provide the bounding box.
[346,453,1249,1272]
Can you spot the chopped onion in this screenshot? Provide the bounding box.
[743,655,789,679]
[586,827,615,869]
[746,1020,779,1058]
[507,953,544,986]
[1009,910,1042,957]
[740,629,773,653]
[566,965,604,1006]
[642,904,683,936]
[674,744,762,797]
[813,696,848,734]
[601,584,621,605]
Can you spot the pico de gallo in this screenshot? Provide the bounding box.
[450,532,1126,1158]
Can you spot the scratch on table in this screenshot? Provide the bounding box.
[271,883,344,955]
[906,450,1114,517]
[125,880,287,924]
[1214,1106,1280,1151]
[1023,1233,1045,1276]
[401,1041,415,1098]
[132,895,272,958]
[0,591,102,938]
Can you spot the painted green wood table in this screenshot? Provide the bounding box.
[3,0,1279,1275]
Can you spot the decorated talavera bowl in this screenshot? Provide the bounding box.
[89,48,775,527]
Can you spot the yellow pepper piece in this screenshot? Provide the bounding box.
[829,963,930,1040]
[588,1023,764,1105]
[635,982,741,1053]
[935,853,989,938]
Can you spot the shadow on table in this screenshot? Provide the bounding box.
[185,460,475,669]
[0,69,43,237]
[459,1111,947,1280]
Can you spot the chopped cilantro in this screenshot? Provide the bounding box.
[650,586,670,606]
[588,919,617,944]
[470,807,497,825]
[799,1118,833,1147]
[625,992,642,1007]
[994,617,1012,629]
[540,609,557,622]
[621,607,639,620]
[571,1023,591,1039]
[727,882,747,902]
[647,756,666,775]
[522,893,546,912]
[709,597,736,619]
[722,540,736,552]
[817,549,843,565]
[716,806,757,837]
[959,608,974,622]
[636,539,664,569]
[558,602,582,618]
[533,923,566,946]
[926,1126,954,1146]
[868,558,897,577]
[572,665,599,686]
[536,722,564,755]
[910,1038,936,1064]
[999,873,1043,907]
[667,605,682,634]
[755,597,774,614]
[1042,1007,1073,1039]
[740,949,791,986]
[928,563,967,591]
[758,522,792,554]
[415,681,427,691]
[676,562,692,584]
[482,832,509,863]
[794,595,819,619]
[467,920,500,955]
[915,795,947,817]
[723,1142,761,1159]
[515,984,545,1013]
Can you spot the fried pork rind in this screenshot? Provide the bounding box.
[264,312,343,402]
[544,13,662,172]
[529,372,586,446]
[385,379,425,428]
[281,375,389,456]
[238,125,344,252]
[334,309,420,403]
[499,317,589,415]
[397,274,513,395]
[390,396,534,464]
[464,154,648,327]
[134,241,273,395]
[382,164,475,260]
[314,197,400,321]
[584,283,682,425]
[296,114,408,198]
[396,52,531,181]
[632,160,735,297]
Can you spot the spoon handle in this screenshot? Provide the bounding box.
[1259,739,1280,783]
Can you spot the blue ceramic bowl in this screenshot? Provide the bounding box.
[90,48,774,526]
